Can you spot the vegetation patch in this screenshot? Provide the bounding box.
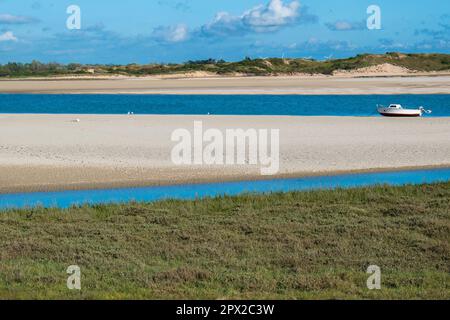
[0,182,449,299]
[1,53,449,78]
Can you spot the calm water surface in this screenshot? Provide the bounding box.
[0,94,449,116]
[1,168,449,210]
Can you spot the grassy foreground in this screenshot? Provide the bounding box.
[0,182,449,300]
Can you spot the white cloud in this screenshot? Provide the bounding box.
[0,14,38,24]
[243,0,300,30]
[325,20,366,31]
[200,0,317,37]
[200,12,243,37]
[0,31,17,42]
[152,24,189,43]
[150,1,316,43]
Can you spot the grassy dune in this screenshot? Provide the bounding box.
[1,52,449,77]
[0,182,449,299]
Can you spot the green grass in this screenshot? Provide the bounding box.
[1,52,449,77]
[0,182,449,299]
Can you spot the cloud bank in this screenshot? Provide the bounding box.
[200,0,317,37]
[0,14,38,24]
[152,0,317,42]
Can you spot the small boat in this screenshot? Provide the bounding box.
[377,104,432,117]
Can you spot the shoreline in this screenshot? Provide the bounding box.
[3,91,450,95]
[1,164,449,195]
[1,70,450,81]
[0,75,449,95]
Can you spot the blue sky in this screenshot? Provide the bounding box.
[0,0,449,64]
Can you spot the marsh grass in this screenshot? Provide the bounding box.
[0,183,449,299]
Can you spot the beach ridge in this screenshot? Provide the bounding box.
[0,75,449,95]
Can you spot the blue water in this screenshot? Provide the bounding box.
[1,94,448,209]
[0,94,449,116]
[1,168,449,210]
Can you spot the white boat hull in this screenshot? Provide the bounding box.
[377,107,422,117]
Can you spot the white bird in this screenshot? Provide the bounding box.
[73,118,80,123]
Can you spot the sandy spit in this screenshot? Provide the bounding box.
[0,75,449,95]
[0,114,449,193]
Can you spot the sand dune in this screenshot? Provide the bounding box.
[0,114,449,193]
[332,63,413,76]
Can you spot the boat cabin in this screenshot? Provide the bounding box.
[388,104,402,109]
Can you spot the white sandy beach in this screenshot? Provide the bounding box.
[1,75,450,94]
[0,114,449,193]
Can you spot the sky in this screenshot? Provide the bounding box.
[0,0,449,64]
